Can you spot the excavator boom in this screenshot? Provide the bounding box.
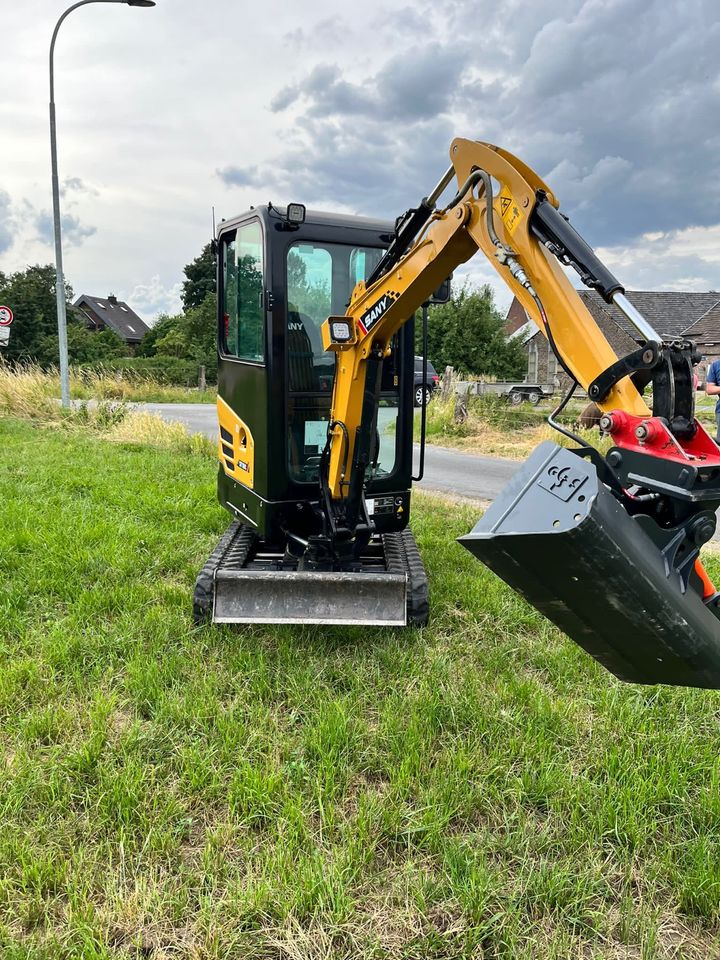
[317,138,720,688]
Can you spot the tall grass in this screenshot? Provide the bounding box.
[0,360,214,454]
[418,393,612,459]
[0,360,127,428]
[106,411,215,456]
[0,361,60,420]
[71,363,216,403]
[0,358,215,406]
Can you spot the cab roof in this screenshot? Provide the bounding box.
[218,204,395,237]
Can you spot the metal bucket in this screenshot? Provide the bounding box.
[459,441,720,689]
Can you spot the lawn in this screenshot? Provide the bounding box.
[2,419,720,958]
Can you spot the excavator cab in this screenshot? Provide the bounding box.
[194,205,429,626]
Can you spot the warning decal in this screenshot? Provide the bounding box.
[498,185,523,235]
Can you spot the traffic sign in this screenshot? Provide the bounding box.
[0,327,9,347]
[0,306,13,326]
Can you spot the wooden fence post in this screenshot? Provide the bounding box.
[441,366,455,401]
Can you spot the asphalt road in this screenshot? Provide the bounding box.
[139,403,519,502]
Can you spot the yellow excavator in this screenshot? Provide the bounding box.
[195,138,720,690]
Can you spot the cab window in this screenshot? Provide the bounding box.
[286,241,384,392]
[221,221,264,362]
[286,240,403,484]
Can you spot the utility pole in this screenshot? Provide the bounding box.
[49,0,156,406]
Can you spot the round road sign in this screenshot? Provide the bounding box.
[0,306,13,326]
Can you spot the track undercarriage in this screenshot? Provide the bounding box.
[194,523,428,627]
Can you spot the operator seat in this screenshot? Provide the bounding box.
[287,308,320,393]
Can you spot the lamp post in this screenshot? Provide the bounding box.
[50,0,156,407]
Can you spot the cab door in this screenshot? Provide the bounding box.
[216,219,269,524]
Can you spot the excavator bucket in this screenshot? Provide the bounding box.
[459,442,720,689]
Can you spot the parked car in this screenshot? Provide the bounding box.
[414,356,440,406]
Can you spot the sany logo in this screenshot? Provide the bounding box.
[359,294,391,333]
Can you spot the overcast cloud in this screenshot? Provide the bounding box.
[2,0,719,321]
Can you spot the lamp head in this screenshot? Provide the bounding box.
[126,1,156,7]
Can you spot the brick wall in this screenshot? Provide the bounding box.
[524,310,638,389]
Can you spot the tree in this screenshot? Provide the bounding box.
[0,265,72,366]
[181,242,215,311]
[0,265,130,367]
[182,295,217,379]
[39,325,127,366]
[136,296,218,380]
[135,313,177,358]
[418,283,526,379]
[154,326,192,359]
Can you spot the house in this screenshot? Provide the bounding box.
[682,301,720,378]
[506,291,720,388]
[73,294,150,352]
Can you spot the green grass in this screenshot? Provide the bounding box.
[2,419,720,957]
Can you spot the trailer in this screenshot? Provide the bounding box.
[456,381,555,405]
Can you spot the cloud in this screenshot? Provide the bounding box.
[269,44,467,121]
[282,17,343,50]
[481,0,720,245]
[216,164,261,188]
[597,224,720,292]
[240,0,720,274]
[4,0,719,315]
[60,177,99,200]
[127,275,183,319]
[34,209,97,248]
[0,191,17,255]
[371,5,430,33]
[270,63,373,115]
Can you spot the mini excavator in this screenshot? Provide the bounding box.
[195,138,720,690]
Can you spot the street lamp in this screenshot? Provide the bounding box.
[49,0,156,407]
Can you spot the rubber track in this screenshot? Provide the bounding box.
[383,528,430,626]
[193,521,256,623]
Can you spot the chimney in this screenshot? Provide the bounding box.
[108,294,118,306]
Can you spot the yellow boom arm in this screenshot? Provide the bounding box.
[320,138,650,501]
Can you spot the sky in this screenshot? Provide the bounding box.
[2,0,719,323]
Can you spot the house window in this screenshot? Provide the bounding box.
[127,325,135,333]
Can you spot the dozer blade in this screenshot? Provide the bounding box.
[194,522,429,628]
[459,441,720,689]
[214,569,407,626]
